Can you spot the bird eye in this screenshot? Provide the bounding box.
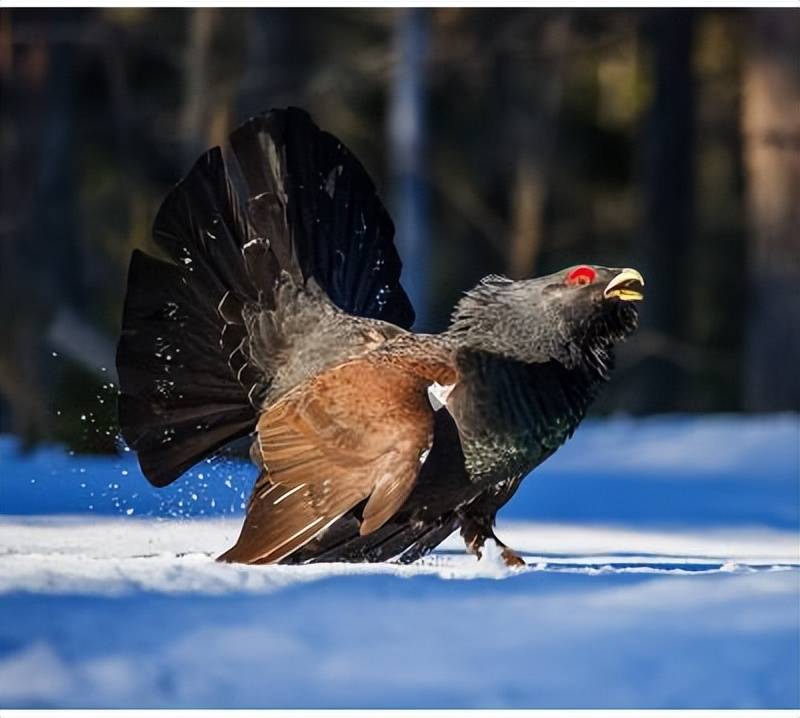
[566,266,597,286]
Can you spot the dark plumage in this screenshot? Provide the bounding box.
[117,107,643,566]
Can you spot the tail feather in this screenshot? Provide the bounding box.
[118,107,417,489]
[117,152,267,488]
[231,108,415,327]
[152,148,261,302]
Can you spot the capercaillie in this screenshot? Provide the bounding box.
[117,108,644,567]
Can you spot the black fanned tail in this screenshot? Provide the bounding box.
[117,149,267,487]
[117,108,415,487]
[230,108,415,327]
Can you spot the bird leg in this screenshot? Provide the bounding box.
[459,512,526,568]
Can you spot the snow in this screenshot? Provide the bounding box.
[0,517,796,596]
[0,415,798,708]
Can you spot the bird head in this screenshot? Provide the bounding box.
[449,265,644,377]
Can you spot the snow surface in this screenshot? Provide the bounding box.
[0,415,798,708]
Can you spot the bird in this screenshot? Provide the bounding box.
[116,107,644,567]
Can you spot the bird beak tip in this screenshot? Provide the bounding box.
[604,268,645,302]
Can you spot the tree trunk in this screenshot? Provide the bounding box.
[506,14,569,280]
[180,8,216,164]
[0,10,79,442]
[741,10,800,411]
[389,9,430,329]
[637,10,695,412]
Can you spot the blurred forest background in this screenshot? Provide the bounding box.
[0,8,798,453]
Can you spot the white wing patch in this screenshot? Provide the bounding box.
[427,382,455,412]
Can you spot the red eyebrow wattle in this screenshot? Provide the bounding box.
[567,266,597,284]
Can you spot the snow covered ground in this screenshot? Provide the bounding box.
[0,415,798,708]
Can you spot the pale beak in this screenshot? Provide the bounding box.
[604,268,645,302]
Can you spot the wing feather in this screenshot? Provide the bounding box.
[219,342,457,564]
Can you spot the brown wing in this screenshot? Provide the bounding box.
[218,341,456,565]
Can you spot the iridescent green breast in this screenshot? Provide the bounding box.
[450,351,598,484]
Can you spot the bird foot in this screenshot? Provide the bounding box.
[467,536,526,568]
[500,547,526,568]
